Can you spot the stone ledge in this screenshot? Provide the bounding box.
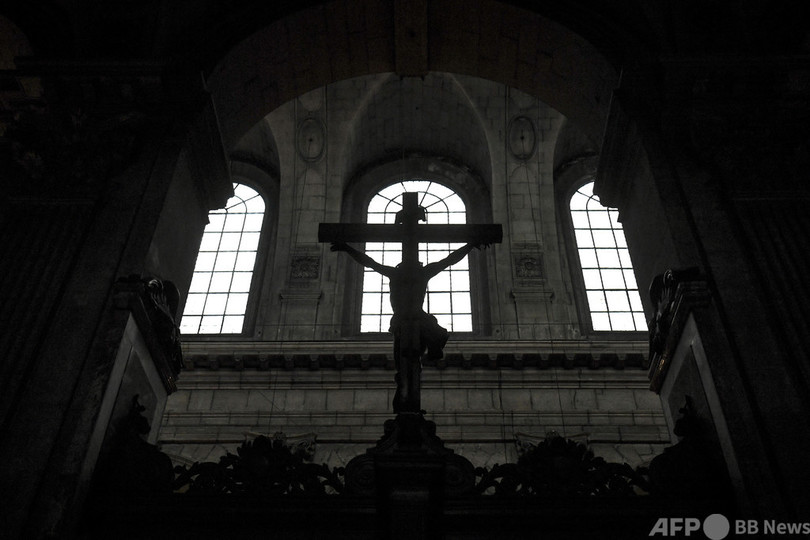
[179,339,648,371]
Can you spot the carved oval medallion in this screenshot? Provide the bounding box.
[508,116,536,161]
[296,117,326,162]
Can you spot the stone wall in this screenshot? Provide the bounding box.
[222,73,606,342]
[159,349,667,470]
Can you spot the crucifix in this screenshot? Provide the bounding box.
[319,192,502,414]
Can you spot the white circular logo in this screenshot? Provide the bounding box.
[703,514,730,540]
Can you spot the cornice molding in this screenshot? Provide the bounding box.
[179,339,648,371]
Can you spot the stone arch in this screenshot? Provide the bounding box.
[206,0,617,151]
[339,72,493,192]
[230,118,281,183]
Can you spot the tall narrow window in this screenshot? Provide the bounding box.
[180,183,264,334]
[570,181,645,331]
[361,180,472,333]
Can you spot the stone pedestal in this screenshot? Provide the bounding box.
[345,413,475,539]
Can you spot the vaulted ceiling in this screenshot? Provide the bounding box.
[3,1,808,157]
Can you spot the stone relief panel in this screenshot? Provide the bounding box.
[512,243,545,284]
[290,255,321,281]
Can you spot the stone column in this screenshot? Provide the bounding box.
[598,59,810,519]
[0,62,231,538]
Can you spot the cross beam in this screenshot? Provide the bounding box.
[318,192,503,259]
[318,223,503,244]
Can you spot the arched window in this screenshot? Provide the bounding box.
[570,181,645,331]
[180,183,264,334]
[361,180,472,333]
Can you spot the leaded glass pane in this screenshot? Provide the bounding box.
[180,183,264,334]
[570,181,645,331]
[221,316,244,333]
[361,314,383,333]
[195,252,216,272]
[362,180,473,332]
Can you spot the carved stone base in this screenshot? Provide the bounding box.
[345,413,475,539]
[345,413,475,499]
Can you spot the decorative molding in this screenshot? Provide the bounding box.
[178,339,648,371]
[510,288,554,305]
[279,289,323,302]
[162,411,666,445]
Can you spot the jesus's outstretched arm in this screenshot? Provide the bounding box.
[423,242,488,278]
[331,242,394,277]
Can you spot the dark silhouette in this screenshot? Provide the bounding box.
[332,241,484,354]
[320,192,501,413]
[332,240,487,412]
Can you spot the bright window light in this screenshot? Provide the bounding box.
[361,180,473,333]
[180,183,264,334]
[570,181,645,331]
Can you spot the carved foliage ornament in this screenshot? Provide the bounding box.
[514,253,543,279]
[95,424,725,501]
[475,433,649,497]
[173,433,345,496]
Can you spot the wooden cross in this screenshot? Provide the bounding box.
[319,192,502,413]
[320,192,502,266]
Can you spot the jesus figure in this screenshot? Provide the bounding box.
[331,241,488,412]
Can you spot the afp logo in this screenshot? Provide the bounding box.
[649,514,730,540]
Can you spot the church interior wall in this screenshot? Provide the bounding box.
[224,73,593,341]
[160,365,667,471]
[5,1,809,536]
[161,68,662,477]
